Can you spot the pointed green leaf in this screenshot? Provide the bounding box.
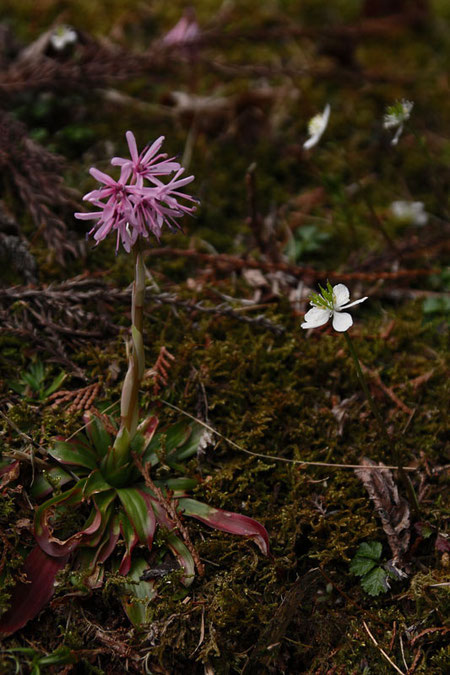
[82,491,116,548]
[142,421,192,467]
[48,438,97,470]
[166,533,195,587]
[84,412,112,458]
[118,510,140,575]
[116,488,156,548]
[83,469,112,497]
[155,477,197,493]
[43,372,67,398]
[169,423,207,462]
[118,557,157,628]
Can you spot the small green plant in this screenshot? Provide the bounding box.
[350,541,396,597]
[3,645,75,674]
[285,225,331,263]
[9,360,66,401]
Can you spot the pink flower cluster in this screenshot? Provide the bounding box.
[75,131,197,252]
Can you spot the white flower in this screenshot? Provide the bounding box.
[390,200,428,226]
[383,100,413,145]
[303,104,330,150]
[301,282,368,332]
[50,25,78,52]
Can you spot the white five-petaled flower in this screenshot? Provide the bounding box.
[50,25,78,52]
[390,200,428,226]
[383,99,413,146]
[301,282,368,332]
[303,104,330,150]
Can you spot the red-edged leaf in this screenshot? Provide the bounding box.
[83,469,112,498]
[118,510,140,575]
[0,546,69,636]
[82,491,116,548]
[142,421,192,467]
[96,514,120,564]
[74,514,120,587]
[34,481,102,557]
[116,488,156,549]
[177,497,270,556]
[166,533,195,586]
[144,489,174,530]
[30,466,74,499]
[137,415,159,449]
[49,438,97,470]
[84,412,112,458]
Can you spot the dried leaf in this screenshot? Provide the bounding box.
[355,457,410,565]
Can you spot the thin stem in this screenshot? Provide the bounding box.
[111,243,146,464]
[120,243,145,437]
[343,332,421,518]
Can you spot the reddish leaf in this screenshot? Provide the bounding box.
[166,533,195,586]
[0,546,69,636]
[35,482,103,557]
[116,488,156,550]
[436,534,450,553]
[178,498,270,555]
[118,510,140,575]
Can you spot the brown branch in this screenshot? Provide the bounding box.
[145,247,438,282]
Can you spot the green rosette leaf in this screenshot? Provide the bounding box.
[117,557,157,628]
[84,412,113,458]
[116,487,156,549]
[48,438,97,471]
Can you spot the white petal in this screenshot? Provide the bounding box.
[303,132,321,150]
[332,311,353,332]
[332,284,350,308]
[321,103,331,128]
[301,307,331,329]
[340,296,368,309]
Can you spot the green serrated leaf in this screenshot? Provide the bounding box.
[350,541,383,577]
[360,566,390,596]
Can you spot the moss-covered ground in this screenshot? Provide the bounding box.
[0,1,449,672]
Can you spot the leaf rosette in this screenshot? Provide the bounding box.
[1,413,269,634]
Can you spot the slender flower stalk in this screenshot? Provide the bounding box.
[77,131,197,470]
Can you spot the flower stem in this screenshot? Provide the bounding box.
[112,243,146,461]
[343,332,420,518]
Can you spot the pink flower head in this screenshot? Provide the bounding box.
[131,170,198,241]
[111,131,181,188]
[163,15,200,47]
[75,133,197,252]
